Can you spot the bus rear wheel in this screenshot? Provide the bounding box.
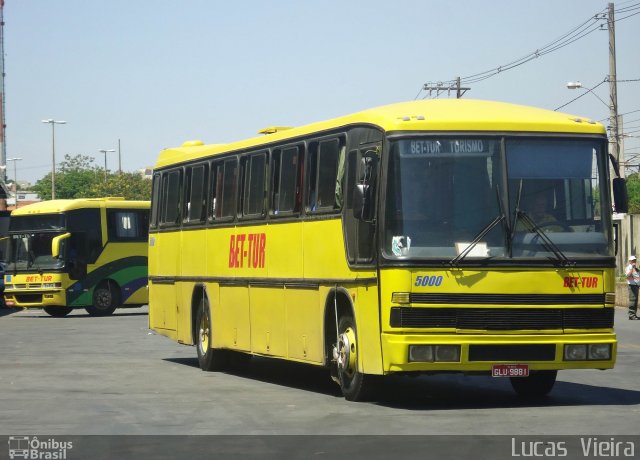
[86,282,119,316]
[43,307,73,317]
[335,316,379,401]
[196,298,229,371]
[510,370,557,398]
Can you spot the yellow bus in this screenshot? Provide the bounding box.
[4,198,150,317]
[149,99,627,401]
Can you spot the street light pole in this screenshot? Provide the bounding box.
[607,2,621,168]
[42,119,67,200]
[98,149,115,182]
[7,157,22,208]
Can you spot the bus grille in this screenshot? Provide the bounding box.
[389,307,614,330]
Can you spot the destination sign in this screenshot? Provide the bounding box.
[408,139,487,155]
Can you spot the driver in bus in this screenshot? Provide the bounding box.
[517,194,563,232]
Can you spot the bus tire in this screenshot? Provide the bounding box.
[195,298,229,371]
[43,307,73,317]
[86,281,119,316]
[510,370,557,398]
[336,315,379,401]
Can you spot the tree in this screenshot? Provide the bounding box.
[32,154,151,201]
[625,173,640,214]
[88,172,151,201]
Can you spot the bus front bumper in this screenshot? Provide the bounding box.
[4,289,67,308]
[380,332,617,374]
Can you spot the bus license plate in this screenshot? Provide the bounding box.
[492,364,529,378]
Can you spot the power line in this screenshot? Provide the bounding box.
[615,2,640,14]
[599,109,640,122]
[415,4,640,99]
[416,8,608,98]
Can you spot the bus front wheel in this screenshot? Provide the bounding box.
[510,370,557,398]
[335,316,379,401]
[43,307,73,317]
[86,282,119,316]
[195,298,229,371]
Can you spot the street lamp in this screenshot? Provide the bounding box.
[7,157,22,208]
[566,81,610,109]
[98,149,115,182]
[42,119,67,200]
[566,80,622,174]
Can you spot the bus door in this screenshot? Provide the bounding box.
[344,142,379,265]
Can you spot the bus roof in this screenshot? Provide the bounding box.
[154,99,607,169]
[11,197,150,216]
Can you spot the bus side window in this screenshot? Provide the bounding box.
[107,210,149,241]
[160,169,182,226]
[67,233,87,280]
[271,146,302,216]
[307,138,341,213]
[209,158,238,222]
[222,158,238,219]
[183,163,208,224]
[150,174,161,228]
[241,152,267,218]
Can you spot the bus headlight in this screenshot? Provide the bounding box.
[564,344,611,361]
[588,344,611,360]
[409,345,433,362]
[435,345,461,362]
[564,344,587,361]
[409,345,461,363]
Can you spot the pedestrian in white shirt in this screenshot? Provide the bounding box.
[625,255,640,320]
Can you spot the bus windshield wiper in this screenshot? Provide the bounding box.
[515,211,573,267]
[449,186,508,267]
[448,214,504,267]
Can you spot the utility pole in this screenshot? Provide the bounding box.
[422,77,470,98]
[118,138,122,173]
[0,0,7,210]
[608,2,621,172]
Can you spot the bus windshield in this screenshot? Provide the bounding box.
[7,232,65,271]
[384,136,611,261]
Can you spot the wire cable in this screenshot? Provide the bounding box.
[414,4,640,99]
[554,79,608,112]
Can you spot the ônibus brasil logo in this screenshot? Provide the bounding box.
[8,436,73,459]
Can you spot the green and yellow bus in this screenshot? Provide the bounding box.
[4,198,149,317]
[149,99,627,401]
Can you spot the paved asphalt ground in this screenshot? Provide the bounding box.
[0,305,639,458]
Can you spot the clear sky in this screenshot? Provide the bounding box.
[4,0,640,184]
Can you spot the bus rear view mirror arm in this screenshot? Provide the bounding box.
[51,232,71,259]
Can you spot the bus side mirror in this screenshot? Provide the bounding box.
[51,232,71,259]
[353,183,370,221]
[353,154,378,222]
[613,178,628,214]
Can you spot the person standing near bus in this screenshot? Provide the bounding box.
[625,255,640,320]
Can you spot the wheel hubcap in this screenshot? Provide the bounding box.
[337,327,357,379]
[199,314,209,353]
